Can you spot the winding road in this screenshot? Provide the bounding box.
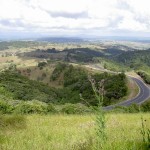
[85,64,150,110]
[104,77,150,110]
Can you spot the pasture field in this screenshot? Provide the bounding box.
[0,113,149,150]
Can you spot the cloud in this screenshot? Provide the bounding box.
[0,0,150,38]
[116,0,132,10]
[0,19,25,27]
[47,11,89,19]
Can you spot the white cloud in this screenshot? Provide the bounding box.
[0,0,150,37]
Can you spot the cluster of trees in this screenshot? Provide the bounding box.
[37,61,47,69]
[0,71,58,102]
[94,57,129,72]
[137,71,150,84]
[63,48,104,62]
[50,63,67,81]
[24,48,104,63]
[0,64,128,107]
[51,63,127,106]
[0,100,56,114]
[112,101,150,113]
[1,98,150,115]
[113,49,150,69]
[0,99,91,114]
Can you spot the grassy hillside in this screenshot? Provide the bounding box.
[50,63,128,105]
[0,41,44,49]
[0,41,150,150]
[0,70,58,102]
[0,63,128,106]
[113,49,150,67]
[0,113,149,150]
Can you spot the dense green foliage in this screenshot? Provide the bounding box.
[50,62,67,81]
[51,63,128,106]
[113,49,150,70]
[0,99,91,114]
[14,101,55,114]
[64,48,104,62]
[94,57,129,72]
[24,48,104,63]
[0,63,128,107]
[137,71,150,84]
[141,100,150,112]
[0,71,57,102]
[110,100,150,113]
[0,99,14,114]
[1,99,150,115]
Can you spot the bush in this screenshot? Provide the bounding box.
[128,103,140,113]
[0,100,14,114]
[0,71,58,102]
[50,62,67,81]
[14,100,57,114]
[141,100,150,112]
[47,103,57,113]
[15,100,48,114]
[111,106,129,113]
[137,71,150,84]
[111,102,150,113]
[38,62,47,68]
[61,103,92,114]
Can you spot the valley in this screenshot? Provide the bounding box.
[0,40,150,150]
[0,40,150,107]
[1,0,150,149]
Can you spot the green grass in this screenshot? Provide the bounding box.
[0,113,149,150]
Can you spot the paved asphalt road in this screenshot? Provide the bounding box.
[104,77,150,110]
[87,64,150,110]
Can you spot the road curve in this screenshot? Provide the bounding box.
[86,64,150,110]
[104,77,150,110]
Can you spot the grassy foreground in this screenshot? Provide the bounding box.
[0,113,150,150]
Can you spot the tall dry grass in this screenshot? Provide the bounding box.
[0,113,149,150]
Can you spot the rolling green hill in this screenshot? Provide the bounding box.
[0,63,127,106]
[113,49,150,68]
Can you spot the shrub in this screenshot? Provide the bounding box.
[15,100,48,114]
[50,62,67,81]
[111,106,129,113]
[0,100,14,114]
[128,103,140,113]
[47,103,57,113]
[141,100,150,112]
[137,71,150,84]
[0,87,13,98]
[14,101,57,114]
[61,103,91,114]
[26,68,31,73]
[38,62,47,68]
[0,71,58,102]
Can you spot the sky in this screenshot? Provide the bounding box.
[0,0,150,39]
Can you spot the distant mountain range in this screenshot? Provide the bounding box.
[0,36,150,43]
[37,37,84,43]
[85,36,150,43]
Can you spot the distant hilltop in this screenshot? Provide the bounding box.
[37,37,84,43]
